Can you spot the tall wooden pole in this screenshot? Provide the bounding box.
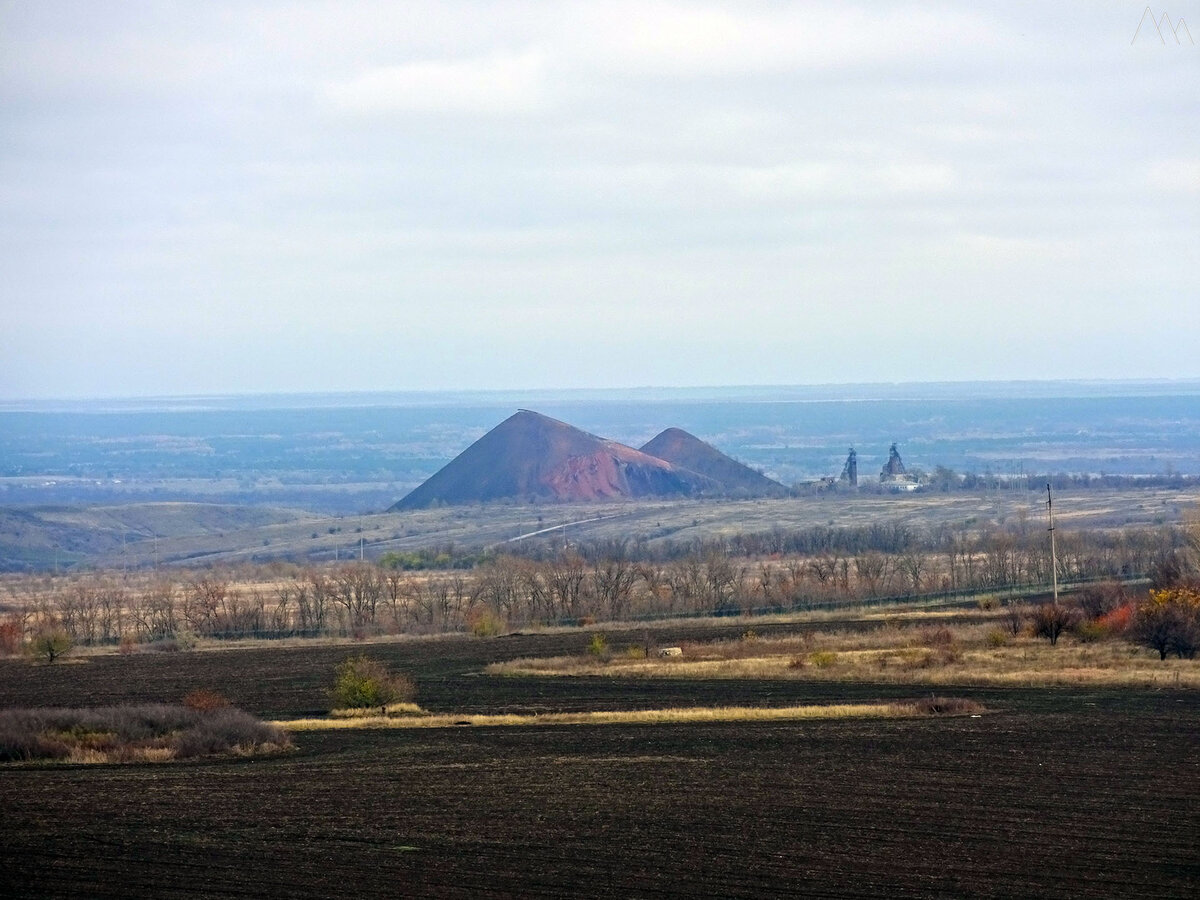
[1047,483,1059,604]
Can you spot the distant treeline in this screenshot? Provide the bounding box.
[4,521,1192,648]
[802,470,1198,494]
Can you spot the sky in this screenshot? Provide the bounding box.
[1,1,1197,399]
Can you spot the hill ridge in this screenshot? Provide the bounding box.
[639,427,789,497]
[391,410,719,510]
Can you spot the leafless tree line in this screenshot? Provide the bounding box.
[0,524,1185,647]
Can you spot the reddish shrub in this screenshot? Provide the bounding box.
[183,689,231,713]
[1097,603,1135,633]
[0,620,23,656]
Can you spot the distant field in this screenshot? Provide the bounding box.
[2,485,1197,571]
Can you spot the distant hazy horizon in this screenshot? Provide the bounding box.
[4,376,1200,412]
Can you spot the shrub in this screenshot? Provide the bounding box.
[467,609,504,637]
[920,627,955,647]
[809,650,838,668]
[587,632,609,657]
[787,656,806,669]
[624,645,646,659]
[330,655,416,711]
[173,708,288,758]
[30,628,72,663]
[938,644,963,664]
[174,629,199,651]
[908,696,984,716]
[1132,588,1200,660]
[1032,603,1078,646]
[899,649,936,670]
[1097,603,1135,634]
[0,620,22,656]
[1078,582,1128,621]
[1072,620,1108,644]
[985,628,1009,648]
[1003,604,1026,636]
[0,704,290,763]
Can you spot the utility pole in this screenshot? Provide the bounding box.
[1046,483,1059,604]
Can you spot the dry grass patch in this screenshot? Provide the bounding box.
[330,702,426,719]
[487,620,1200,689]
[275,699,980,731]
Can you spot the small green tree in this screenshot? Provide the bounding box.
[587,632,609,658]
[31,628,72,663]
[330,655,416,712]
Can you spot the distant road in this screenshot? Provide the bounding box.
[502,514,628,544]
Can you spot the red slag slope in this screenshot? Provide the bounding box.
[391,411,717,510]
[639,427,789,497]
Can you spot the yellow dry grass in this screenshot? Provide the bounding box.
[487,624,1200,689]
[330,702,425,718]
[275,702,926,731]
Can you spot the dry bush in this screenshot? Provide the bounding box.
[467,608,504,637]
[1072,620,1108,644]
[0,704,290,763]
[1078,582,1129,621]
[0,619,23,656]
[1132,588,1200,660]
[899,649,936,670]
[174,708,288,757]
[1032,604,1079,646]
[907,696,984,716]
[920,627,955,647]
[939,644,963,664]
[809,650,838,668]
[986,628,1009,648]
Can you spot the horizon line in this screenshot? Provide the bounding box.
[4,376,1200,409]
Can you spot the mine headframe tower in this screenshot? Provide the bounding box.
[839,448,858,487]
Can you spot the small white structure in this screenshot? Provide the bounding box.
[657,646,683,657]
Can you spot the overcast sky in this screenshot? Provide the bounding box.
[1,1,1197,399]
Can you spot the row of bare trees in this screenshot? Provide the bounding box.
[1,524,1186,646]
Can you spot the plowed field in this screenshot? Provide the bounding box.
[2,627,1197,898]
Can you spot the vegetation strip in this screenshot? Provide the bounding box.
[0,699,292,764]
[274,700,978,731]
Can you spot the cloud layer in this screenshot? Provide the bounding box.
[1,1,1197,398]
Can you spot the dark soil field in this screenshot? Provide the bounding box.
[2,626,1198,898]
